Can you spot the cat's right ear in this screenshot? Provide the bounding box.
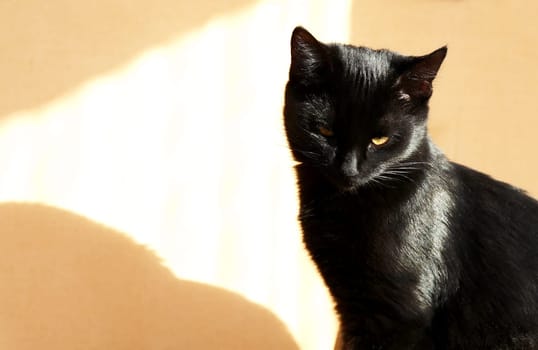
[289,27,329,85]
[396,47,447,102]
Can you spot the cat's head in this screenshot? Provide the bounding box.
[284,27,446,191]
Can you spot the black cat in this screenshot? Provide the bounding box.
[284,27,538,349]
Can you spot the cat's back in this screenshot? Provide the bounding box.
[438,162,538,348]
[449,162,538,281]
[450,162,538,236]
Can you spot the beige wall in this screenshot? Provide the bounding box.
[352,0,538,196]
[0,0,253,119]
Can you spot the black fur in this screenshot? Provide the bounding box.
[284,27,538,349]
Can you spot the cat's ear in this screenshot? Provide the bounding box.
[289,26,329,85]
[397,47,447,100]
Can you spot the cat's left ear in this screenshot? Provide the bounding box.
[397,47,447,100]
[289,27,330,86]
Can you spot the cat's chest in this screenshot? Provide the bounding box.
[300,187,452,309]
[301,184,451,256]
[301,196,411,266]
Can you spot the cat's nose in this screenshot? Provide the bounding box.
[340,152,360,177]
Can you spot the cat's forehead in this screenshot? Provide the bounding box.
[334,45,395,83]
[329,45,398,112]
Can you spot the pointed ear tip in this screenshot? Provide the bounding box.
[291,26,319,51]
[435,46,448,58]
[291,26,308,37]
[293,26,306,33]
[424,46,447,67]
[291,26,311,40]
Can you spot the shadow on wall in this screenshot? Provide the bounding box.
[0,203,299,350]
[0,0,252,119]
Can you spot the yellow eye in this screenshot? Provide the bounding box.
[371,136,389,146]
[319,126,334,137]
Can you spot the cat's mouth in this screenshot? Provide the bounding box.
[339,175,363,191]
[324,165,392,192]
[324,170,369,192]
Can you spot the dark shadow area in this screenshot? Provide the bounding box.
[0,0,252,119]
[0,203,299,350]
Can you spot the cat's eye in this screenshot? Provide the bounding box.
[371,136,390,146]
[319,126,334,137]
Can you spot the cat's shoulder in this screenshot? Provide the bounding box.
[450,162,531,195]
[448,161,538,222]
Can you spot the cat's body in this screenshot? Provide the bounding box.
[284,27,538,349]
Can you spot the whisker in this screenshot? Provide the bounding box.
[368,177,395,189]
[291,148,318,156]
[378,175,409,184]
[395,162,433,169]
[384,172,416,183]
[385,168,421,173]
[396,161,432,165]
